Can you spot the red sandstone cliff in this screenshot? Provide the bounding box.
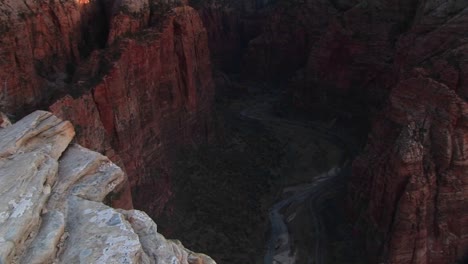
[209,0,468,262]
[348,2,468,263]
[52,4,215,216]
[279,0,468,263]
[0,0,109,113]
[0,1,215,217]
[352,76,468,263]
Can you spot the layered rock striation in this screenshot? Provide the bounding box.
[0,0,215,217]
[0,110,215,264]
[50,3,215,217]
[351,76,468,264]
[0,0,109,113]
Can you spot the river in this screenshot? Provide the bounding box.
[239,91,353,264]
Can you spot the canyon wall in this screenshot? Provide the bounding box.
[0,110,215,264]
[195,0,270,72]
[351,76,468,264]
[290,1,468,263]
[199,0,468,263]
[196,0,336,82]
[51,3,215,217]
[0,0,109,114]
[0,0,215,217]
[240,0,340,83]
[348,2,468,263]
[250,0,468,263]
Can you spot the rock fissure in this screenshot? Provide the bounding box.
[0,110,215,264]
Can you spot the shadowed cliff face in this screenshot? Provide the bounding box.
[351,77,468,264]
[294,1,468,263]
[345,2,468,263]
[195,0,468,263]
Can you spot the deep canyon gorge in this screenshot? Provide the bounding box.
[0,0,467,263]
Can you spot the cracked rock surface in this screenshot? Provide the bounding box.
[0,111,215,264]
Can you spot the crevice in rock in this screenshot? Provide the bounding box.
[77,0,112,58]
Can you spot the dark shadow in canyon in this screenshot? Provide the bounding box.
[151,2,375,263]
[156,0,468,261]
[156,78,370,263]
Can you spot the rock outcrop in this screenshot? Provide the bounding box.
[0,110,215,264]
[351,77,468,264]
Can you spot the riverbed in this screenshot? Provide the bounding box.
[237,90,353,263]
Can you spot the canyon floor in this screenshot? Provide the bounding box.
[157,80,367,264]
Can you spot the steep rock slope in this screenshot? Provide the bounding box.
[293,0,415,109]
[348,2,468,263]
[241,0,342,82]
[0,0,215,217]
[195,0,268,72]
[0,111,215,264]
[269,0,468,263]
[351,77,468,264]
[0,0,109,113]
[51,4,215,217]
[196,0,340,81]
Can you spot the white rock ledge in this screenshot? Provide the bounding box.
[0,111,216,264]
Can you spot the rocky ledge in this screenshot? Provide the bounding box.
[0,111,215,264]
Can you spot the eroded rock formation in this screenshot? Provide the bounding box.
[50,3,215,216]
[0,0,109,113]
[0,110,215,264]
[345,2,468,261]
[351,77,468,264]
[0,0,215,217]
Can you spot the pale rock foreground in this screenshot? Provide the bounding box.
[0,111,215,264]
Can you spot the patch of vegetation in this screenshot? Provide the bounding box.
[118,3,150,18]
